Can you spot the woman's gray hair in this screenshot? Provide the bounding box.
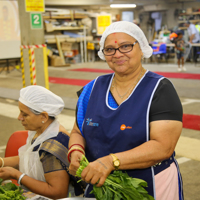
[28,108,41,115]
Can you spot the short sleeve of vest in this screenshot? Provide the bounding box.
[76,79,96,137]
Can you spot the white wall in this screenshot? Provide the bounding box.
[0,1,21,59]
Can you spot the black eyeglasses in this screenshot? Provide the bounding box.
[102,41,138,56]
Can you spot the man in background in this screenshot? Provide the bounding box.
[184,21,200,62]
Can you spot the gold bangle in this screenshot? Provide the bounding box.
[0,157,4,168]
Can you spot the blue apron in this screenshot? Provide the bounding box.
[82,72,182,199]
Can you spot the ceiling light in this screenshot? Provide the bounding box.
[110,4,136,8]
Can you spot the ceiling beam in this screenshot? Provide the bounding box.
[45,0,114,6]
[45,0,197,6]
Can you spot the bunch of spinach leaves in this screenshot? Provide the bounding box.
[0,178,26,200]
[76,155,154,200]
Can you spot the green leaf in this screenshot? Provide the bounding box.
[113,191,123,200]
[143,193,155,200]
[0,185,5,193]
[107,174,121,184]
[92,185,104,200]
[136,186,148,194]
[128,177,148,188]
[104,186,113,199]
[0,180,26,199]
[3,182,18,191]
[0,178,4,185]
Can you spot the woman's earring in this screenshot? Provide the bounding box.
[42,121,45,124]
[141,55,144,61]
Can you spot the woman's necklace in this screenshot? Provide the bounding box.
[112,67,144,100]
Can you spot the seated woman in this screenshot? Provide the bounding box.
[0,85,84,199]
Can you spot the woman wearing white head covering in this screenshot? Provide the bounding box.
[68,21,183,200]
[0,85,85,199]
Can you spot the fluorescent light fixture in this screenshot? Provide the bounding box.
[110,4,136,8]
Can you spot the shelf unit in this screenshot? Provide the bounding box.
[178,19,200,24]
[178,27,188,30]
[43,12,90,63]
[178,12,200,24]
[43,14,87,20]
[178,12,200,16]
[178,11,200,31]
[44,22,87,32]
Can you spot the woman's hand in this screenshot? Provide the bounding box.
[0,166,21,180]
[68,123,86,177]
[69,151,84,176]
[81,155,114,187]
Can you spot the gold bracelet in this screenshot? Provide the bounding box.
[0,157,4,168]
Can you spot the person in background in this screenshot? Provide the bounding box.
[0,85,84,199]
[184,21,200,62]
[174,31,186,71]
[68,21,184,200]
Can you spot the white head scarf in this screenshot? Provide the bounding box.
[98,21,153,60]
[19,85,64,117]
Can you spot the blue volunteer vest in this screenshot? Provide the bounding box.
[81,72,181,198]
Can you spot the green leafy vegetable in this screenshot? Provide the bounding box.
[76,155,155,200]
[0,178,26,200]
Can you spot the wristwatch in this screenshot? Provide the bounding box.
[110,153,120,170]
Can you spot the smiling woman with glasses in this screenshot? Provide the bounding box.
[102,41,138,56]
[68,21,184,200]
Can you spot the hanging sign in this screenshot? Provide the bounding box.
[30,13,43,29]
[96,15,111,35]
[25,0,45,12]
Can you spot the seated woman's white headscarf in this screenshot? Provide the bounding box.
[98,21,153,60]
[19,85,64,117]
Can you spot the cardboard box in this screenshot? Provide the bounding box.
[186,8,193,14]
[50,55,65,66]
[45,22,54,32]
[61,42,73,51]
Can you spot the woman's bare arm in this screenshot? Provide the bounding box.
[1,156,19,169]
[112,120,182,169]
[0,167,69,200]
[69,122,86,148]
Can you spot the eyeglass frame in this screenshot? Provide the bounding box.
[102,41,138,56]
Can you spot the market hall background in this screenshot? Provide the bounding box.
[0,0,200,200]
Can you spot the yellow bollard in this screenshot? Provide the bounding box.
[20,47,26,88]
[29,47,33,85]
[43,45,49,90]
